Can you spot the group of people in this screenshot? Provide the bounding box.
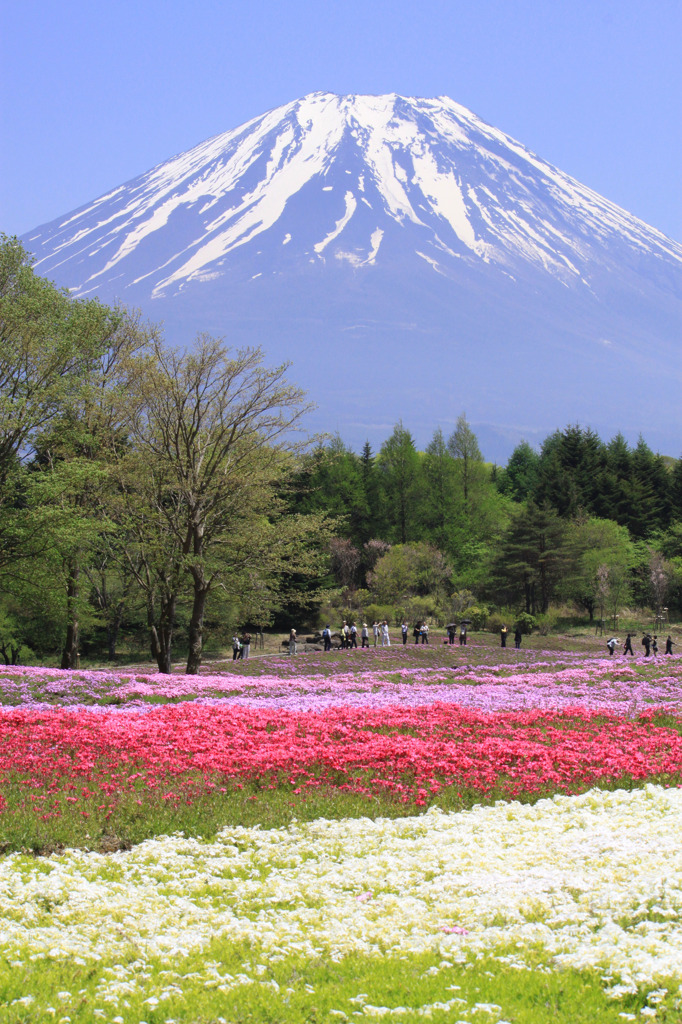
[315,620,479,651]
[607,633,676,657]
[231,632,252,660]
[320,621,392,650]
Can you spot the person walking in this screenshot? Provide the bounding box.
[288,628,297,656]
[381,620,390,646]
[606,637,619,656]
[373,621,380,647]
[361,623,369,648]
[665,635,675,655]
[623,633,634,657]
[421,622,429,644]
[652,635,659,657]
[322,625,332,652]
[341,621,349,650]
[500,625,508,648]
[514,627,522,650]
[401,620,408,645]
[642,633,651,657]
[350,623,358,649]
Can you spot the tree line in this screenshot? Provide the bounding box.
[285,419,682,627]
[0,236,330,672]
[1,233,680,670]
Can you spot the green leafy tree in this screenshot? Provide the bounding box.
[447,413,483,511]
[122,335,328,674]
[561,516,635,621]
[367,542,452,607]
[377,422,420,544]
[421,427,457,549]
[496,440,540,502]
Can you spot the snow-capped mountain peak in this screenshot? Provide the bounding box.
[21,93,682,461]
[26,92,681,302]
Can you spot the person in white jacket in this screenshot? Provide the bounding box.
[381,620,390,646]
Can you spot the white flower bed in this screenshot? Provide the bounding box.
[2,785,681,1002]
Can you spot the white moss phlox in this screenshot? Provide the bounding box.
[2,785,681,1003]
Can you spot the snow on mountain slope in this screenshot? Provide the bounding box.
[21,93,682,460]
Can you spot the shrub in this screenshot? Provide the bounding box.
[465,604,489,630]
[535,609,560,635]
[363,603,395,626]
[514,612,536,635]
[486,612,509,635]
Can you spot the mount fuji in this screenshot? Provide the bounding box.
[22,92,682,459]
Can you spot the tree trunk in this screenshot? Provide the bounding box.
[106,601,124,660]
[148,594,175,674]
[60,562,79,670]
[186,577,210,675]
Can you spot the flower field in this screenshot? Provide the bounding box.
[1,644,682,1022]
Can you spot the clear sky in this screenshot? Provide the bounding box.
[2,0,681,241]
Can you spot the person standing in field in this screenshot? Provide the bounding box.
[447,624,456,645]
[413,622,421,644]
[623,633,634,656]
[514,626,522,649]
[652,635,659,657]
[350,622,358,648]
[373,621,380,647]
[500,625,508,648]
[322,625,332,652]
[606,637,619,656]
[421,622,429,644]
[401,620,408,645]
[289,628,297,656]
[665,635,675,654]
[232,634,241,661]
[240,632,251,660]
[361,623,369,648]
[381,620,390,646]
[459,625,467,646]
[642,633,651,657]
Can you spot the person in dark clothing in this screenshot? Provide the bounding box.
[652,635,658,657]
[349,623,358,649]
[413,623,421,644]
[401,621,408,645]
[665,635,675,654]
[239,632,252,660]
[500,625,508,648]
[623,633,634,656]
[514,627,522,649]
[322,625,332,652]
[459,625,467,646]
[642,634,651,657]
[606,637,619,656]
[447,625,456,645]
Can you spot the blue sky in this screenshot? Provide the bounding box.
[2,0,681,240]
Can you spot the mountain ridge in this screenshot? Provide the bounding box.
[21,92,682,461]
